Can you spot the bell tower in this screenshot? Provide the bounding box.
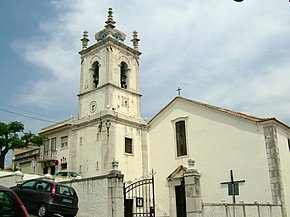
[78,8,142,120]
[74,8,147,180]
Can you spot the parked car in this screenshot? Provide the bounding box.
[0,185,29,217]
[10,179,78,217]
[55,171,81,178]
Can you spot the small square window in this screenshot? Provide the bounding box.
[125,138,133,154]
[61,163,67,170]
[61,136,68,148]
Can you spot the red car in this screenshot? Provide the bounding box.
[0,184,29,217]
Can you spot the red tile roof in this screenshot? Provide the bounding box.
[148,96,290,130]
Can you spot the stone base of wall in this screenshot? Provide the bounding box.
[202,203,282,217]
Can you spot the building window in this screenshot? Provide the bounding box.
[93,61,99,88]
[175,120,187,157]
[43,167,48,174]
[61,163,67,170]
[61,157,67,170]
[44,139,49,156]
[120,62,128,89]
[125,137,133,154]
[51,137,56,152]
[61,136,68,148]
[288,138,290,151]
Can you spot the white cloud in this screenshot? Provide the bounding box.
[10,0,290,127]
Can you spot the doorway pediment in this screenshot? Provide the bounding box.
[167,165,187,181]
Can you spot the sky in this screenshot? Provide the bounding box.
[1,0,290,138]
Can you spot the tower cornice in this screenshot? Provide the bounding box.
[72,109,147,130]
[77,82,142,98]
[79,34,142,58]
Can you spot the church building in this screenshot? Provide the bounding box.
[17,8,290,217]
[148,96,290,216]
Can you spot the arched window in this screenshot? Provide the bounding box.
[120,62,128,89]
[175,120,187,157]
[92,61,99,88]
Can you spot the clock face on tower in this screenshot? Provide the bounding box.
[90,101,97,113]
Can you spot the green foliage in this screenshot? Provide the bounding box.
[0,121,44,169]
[30,134,46,146]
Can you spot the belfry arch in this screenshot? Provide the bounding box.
[120,61,129,89]
[92,61,99,87]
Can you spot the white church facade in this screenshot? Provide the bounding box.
[15,8,290,217]
[148,96,290,216]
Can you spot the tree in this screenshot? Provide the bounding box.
[0,121,45,169]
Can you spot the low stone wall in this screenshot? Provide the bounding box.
[0,171,42,187]
[59,171,124,217]
[0,173,17,187]
[60,175,109,217]
[202,203,282,217]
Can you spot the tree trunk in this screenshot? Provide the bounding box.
[0,149,9,169]
[0,154,6,169]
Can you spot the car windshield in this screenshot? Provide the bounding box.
[68,172,80,177]
[20,180,37,189]
[56,172,80,177]
[55,172,67,177]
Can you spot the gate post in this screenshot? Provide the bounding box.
[184,159,202,217]
[108,159,124,217]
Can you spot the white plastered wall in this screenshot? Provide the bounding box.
[148,99,273,217]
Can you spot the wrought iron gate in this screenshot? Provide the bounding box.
[124,173,155,217]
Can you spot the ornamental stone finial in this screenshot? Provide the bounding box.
[110,158,121,175]
[186,159,200,175]
[105,8,116,29]
[131,30,140,50]
[81,31,89,49]
[44,173,53,180]
[15,170,24,183]
[188,159,195,169]
[95,8,126,42]
[112,158,119,170]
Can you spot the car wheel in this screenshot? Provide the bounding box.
[38,203,48,217]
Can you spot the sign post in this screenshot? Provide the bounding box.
[221,170,245,204]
